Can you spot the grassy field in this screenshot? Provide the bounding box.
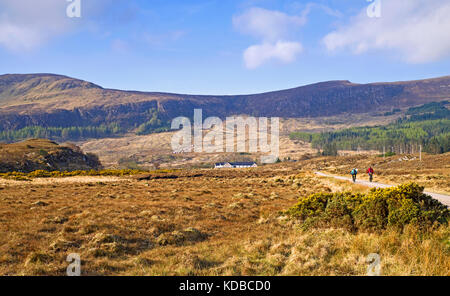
[0,154,448,275]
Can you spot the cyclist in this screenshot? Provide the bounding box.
[350,168,358,183]
[367,167,374,182]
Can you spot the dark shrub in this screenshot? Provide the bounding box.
[288,183,449,231]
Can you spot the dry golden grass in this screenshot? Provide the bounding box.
[0,176,123,186]
[0,155,448,276]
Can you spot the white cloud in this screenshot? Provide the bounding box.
[244,41,303,69]
[0,0,119,52]
[233,7,307,69]
[233,7,306,42]
[0,0,74,52]
[0,23,42,51]
[323,0,450,63]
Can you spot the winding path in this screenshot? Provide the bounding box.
[315,172,450,207]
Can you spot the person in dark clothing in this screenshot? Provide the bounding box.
[367,167,374,182]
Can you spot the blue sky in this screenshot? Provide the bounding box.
[0,0,449,94]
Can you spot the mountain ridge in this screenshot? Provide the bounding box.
[0,73,449,133]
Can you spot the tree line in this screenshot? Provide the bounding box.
[135,108,171,135]
[290,101,450,155]
[0,124,123,143]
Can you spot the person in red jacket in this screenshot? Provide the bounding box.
[367,167,374,182]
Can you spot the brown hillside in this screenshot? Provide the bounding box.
[0,139,101,173]
[0,73,449,131]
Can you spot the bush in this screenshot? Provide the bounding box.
[323,194,356,230]
[287,183,449,231]
[287,192,331,220]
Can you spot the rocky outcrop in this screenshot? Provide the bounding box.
[0,139,101,173]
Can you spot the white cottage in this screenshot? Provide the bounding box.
[214,162,257,169]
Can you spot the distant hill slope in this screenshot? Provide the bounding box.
[0,73,449,133]
[0,139,101,172]
[290,101,450,154]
